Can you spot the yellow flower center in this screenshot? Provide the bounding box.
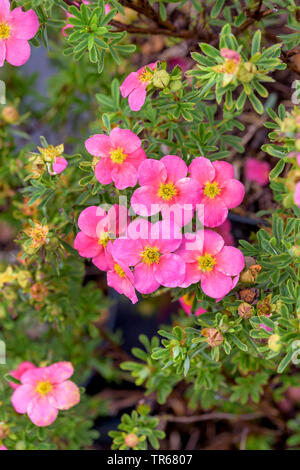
[35,380,53,396]
[182,293,195,306]
[198,253,216,272]
[0,23,10,40]
[140,246,161,265]
[138,69,152,83]
[114,263,126,277]
[157,182,178,201]
[224,59,238,74]
[110,146,127,164]
[98,232,110,247]
[203,181,221,199]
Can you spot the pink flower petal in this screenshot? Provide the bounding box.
[0,0,10,20]
[201,197,228,227]
[107,204,129,237]
[153,253,185,287]
[92,249,110,271]
[133,263,160,294]
[111,238,143,266]
[131,185,161,217]
[180,261,201,288]
[213,160,235,184]
[49,381,80,410]
[9,7,39,40]
[110,127,141,154]
[215,246,244,276]
[176,233,203,263]
[161,155,187,182]
[221,179,245,208]
[201,270,233,298]
[111,161,138,189]
[203,229,224,255]
[11,384,35,413]
[126,146,147,170]
[175,177,202,206]
[0,41,6,67]
[78,206,106,238]
[52,157,68,174]
[85,134,111,158]
[151,220,182,253]
[27,396,58,427]
[189,157,215,186]
[107,271,138,304]
[74,231,101,258]
[120,72,140,98]
[21,367,50,385]
[128,86,146,111]
[138,158,167,186]
[245,158,270,186]
[95,158,114,185]
[9,362,36,389]
[47,362,74,384]
[5,38,30,66]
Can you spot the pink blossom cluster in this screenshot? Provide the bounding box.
[75,127,245,303]
[9,361,80,427]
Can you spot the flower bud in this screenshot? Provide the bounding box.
[1,106,19,124]
[124,433,139,448]
[239,288,257,304]
[169,80,182,92]
[268,334,281,352]
[238,302,253,319]
[237,62,257,82]
[202,328,223,347]
[0,423,10,439]
[152,69,170,89]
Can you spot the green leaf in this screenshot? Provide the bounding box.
[251,30,261,56]
[211,0,225,19]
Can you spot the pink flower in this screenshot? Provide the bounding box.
[0,445,7,450]
[85,127,147,190]
[8,361,36,389]
[245,158,270,186]
[74,204,129,271]
[215,219,234,246]
[295,182,300,208]
[52,157,68,174]
[0,0,39,67]
[176,230,244,299]
[189,157,245,227]
[179,294,206,316]
[106,244,138,304]
[62,2,110,36]
[220,48,240,63]
[11,361,80,427]
[131,155,202,226]
[111,219,185,294]
[120,62,157,111]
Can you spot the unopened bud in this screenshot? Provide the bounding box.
[1,106,19,124]
[202,328,223,347]
[237,62,257,83]
[239,288,257,304]
[124,433,139,448]
[268,334,281,352]
[169,80,182,92]
[238,302,253,319]
[152,69,170,89]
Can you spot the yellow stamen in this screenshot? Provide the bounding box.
[35,380,53,396]
[98,232,110,247]
[37,144,64,162]
[114,263,125,278]
[224,59,238,74]
[109,146,127,164]
[140,246,161,265]
[157,182,177,201]
[138,69,152,83]
[198,253,216,272]
[182,293,195,306]
[0,23,10,40]
[203,181,221,199]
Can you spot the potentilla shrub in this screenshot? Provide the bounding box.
[0,0,299,451]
